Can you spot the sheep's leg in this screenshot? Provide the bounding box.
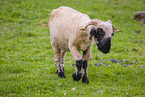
[82,60,89,84]
[52,45,65,78]
[72,59,83,81]
[82,47,91,84]
[69,45,83,81]
[60,50,66,64]
[59,50,67,73]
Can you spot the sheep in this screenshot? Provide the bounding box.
[49,6,119,84]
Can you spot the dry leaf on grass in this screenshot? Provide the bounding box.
[72,88,75,90]
[64,93,66,95]
[97,90,103,93]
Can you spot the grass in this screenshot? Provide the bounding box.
[0,0,145,96]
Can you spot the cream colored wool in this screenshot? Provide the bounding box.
[49,6,115,70]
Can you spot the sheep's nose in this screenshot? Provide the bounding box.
[97,37,111,54]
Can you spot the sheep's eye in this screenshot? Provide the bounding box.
[112,33,114,36]
[97,28,105,36]
[97,28,103,33]
[95,28,106,42]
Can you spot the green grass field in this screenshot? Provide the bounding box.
[0,0,145,96]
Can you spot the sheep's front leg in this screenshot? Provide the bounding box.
[82,60,89,84]
[72,59,83,81]
[69,45,83,81]
[82,47,91,84]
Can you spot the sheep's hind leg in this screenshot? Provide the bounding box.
[56,50,66,73]
[60,50,66,65]
[57,50,66,77]
[52,45,65,78]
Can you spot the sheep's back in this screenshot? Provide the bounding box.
[49,6,91,51]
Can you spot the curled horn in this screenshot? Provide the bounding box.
[80,19,101,30]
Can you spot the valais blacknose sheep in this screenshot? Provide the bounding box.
[49,6,119,84]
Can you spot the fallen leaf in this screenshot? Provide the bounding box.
[97,90,103,93]
[72,87,75,90]
[134,39,144,43]
[139,65,143,68]
[140,39,144,42]
[1,92,4,95]
[64,93,66,95]
[42,23,47,27]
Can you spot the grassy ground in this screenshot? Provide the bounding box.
[0,0,145,96]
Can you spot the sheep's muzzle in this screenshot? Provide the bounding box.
[97,37,111,54]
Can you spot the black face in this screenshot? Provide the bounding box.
[90,28,111,54]
[97,37,111,54]
[95,28,105,42]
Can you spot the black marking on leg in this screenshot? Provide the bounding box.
[72,73,82,81]
[82,60,89,83]
[56,68,64,74]
[83,60,88,75]
[56,64,65,78]
[72,59,83,81]
[58,71,65,78]
[82,75,89,84]
[76,59,83,73]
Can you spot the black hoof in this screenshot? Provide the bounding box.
[82,75,89,84]
[72,73,82,81]
[58,71,65,78]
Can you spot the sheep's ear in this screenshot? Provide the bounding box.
[113,26,120,32]
[80,19,100,30]
[107,20,120,32]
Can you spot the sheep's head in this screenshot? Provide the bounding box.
[93,20,119,54]
[81,19,120,54]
